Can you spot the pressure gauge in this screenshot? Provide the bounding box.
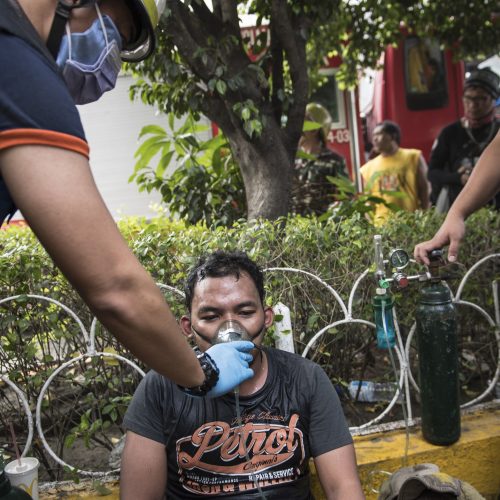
[389,248,410,269]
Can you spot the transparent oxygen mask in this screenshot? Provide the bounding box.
[212,320,251,344]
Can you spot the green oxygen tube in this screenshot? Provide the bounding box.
[415,249,460,445]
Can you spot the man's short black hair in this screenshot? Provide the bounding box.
[375,120,401,145]
[184,251,265,312]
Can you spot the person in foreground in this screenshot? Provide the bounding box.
[0,0,253,395]
[120,251,365,500]
[414,129,500,265]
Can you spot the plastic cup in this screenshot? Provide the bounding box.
[5,457,39,500]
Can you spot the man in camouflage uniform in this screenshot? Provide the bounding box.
[291,103,348,216]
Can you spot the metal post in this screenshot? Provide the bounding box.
[348,89,363,193]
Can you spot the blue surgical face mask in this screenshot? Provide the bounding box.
[56,5,122,105]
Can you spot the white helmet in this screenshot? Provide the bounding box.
[121,0,166,62]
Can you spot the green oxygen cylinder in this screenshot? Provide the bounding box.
[416,250,460,445]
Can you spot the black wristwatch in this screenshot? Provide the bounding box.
[179,347,220,397]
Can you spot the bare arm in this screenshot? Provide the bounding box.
[314,444,365,500]
[414,130,500,264]
[416,154,430,209]
[120,431,167,500]
[0,145,204,387]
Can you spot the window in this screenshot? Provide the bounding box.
[404,37,448,110]
[310,70,346,128]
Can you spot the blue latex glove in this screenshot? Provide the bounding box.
[205,341,254,398]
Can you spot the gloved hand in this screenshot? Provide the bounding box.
[205,341,254,398]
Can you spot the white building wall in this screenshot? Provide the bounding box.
[11,74,210,221]
[77,74,166,220]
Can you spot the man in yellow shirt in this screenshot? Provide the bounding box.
[361,121,430,224]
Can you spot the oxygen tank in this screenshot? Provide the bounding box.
[415,250,460,445]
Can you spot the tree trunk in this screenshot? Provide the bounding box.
[226,126,293,220]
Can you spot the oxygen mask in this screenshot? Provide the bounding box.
[213,320,252,344]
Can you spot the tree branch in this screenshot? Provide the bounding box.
[190,0,223,31]
[167,0,262,101]
[270,23,284,124]
[269,1,309,153]
[219,0,240,29]
[199,95,236,135]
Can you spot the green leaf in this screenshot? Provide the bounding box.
[302,120,322,132]
[134,135,164,160]
[79,413,90,431]
[101,404,114,415]
[215,80,227,95]
[296,150,316,161]
[64,434,76,449]
[327,175,356,194]
[174,141,187,156]
[136,141,167,170]
[306,313,320,330]
[192,123,210,134]
[139,125,166,139]
[168,112,175,131]
[92,481,113,496]
[156,150,175,177]
[212,147,223,176]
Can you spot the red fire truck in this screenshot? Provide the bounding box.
[313,36,466,190]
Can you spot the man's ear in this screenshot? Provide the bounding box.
[264,306,274,328]
[180,315,193,339]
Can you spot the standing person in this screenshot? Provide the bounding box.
[414,129,500,265]
[427,68,500,212]
[361,121,430,224]
[291,103,348,216]
[121,251,365,500]
[0,0,255,396]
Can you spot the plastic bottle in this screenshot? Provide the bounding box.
[372,288,396,349]
[348,380,401,403]
[0,457,33,500]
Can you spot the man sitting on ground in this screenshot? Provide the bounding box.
[120,250,364,499]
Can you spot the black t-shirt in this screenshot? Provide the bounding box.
[124,347,353,499]
[428,120,500,207]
